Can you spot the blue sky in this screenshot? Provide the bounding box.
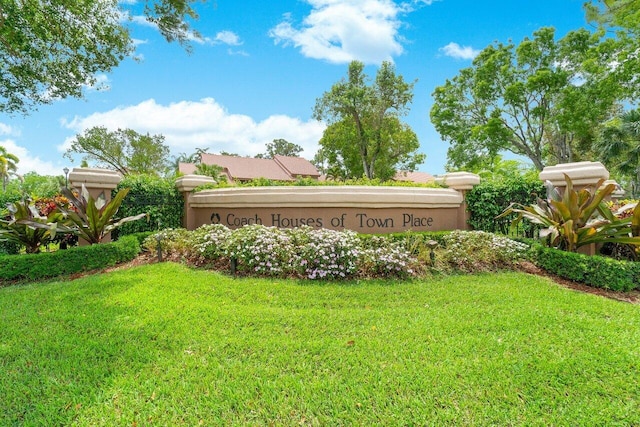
[0,0,590,177]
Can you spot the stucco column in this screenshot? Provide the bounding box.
[175,174,216,230]
[439,172,481,230]
[602,180,626,201]
[68,167,123,243]
[539,161,609,193]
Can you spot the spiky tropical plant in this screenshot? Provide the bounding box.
[0,199,72,253]
[498,174,640,252]
[57,185,147,244]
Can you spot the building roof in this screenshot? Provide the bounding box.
[274,155,320,178]
[394,170,436,184]
[180,153,319,182]
[179,162,197,175]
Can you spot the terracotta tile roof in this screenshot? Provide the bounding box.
[179,162,197,175]
[274,155,320,177]
[200,153,294,181]
[394,170,435,184]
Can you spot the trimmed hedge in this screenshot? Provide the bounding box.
[532,245,640,292]
[113,174,183,237]
[466,175,544,236]
[0,235,140,283]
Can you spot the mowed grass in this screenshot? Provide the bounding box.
[1,263,639,426]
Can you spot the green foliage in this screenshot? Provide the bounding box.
[313,60,424,180]
[258,139,303,159]
[64,127,170,175]
[585,0,640,30]
[0,0,201,113]
[0,240,20,255]
[192,176,441,192]
[466,174,544,235]
[431,27,621,171]
[437,230,530,273]
[58,185,147,244]
[0,199,72,254]
[500,175,640,252]
[596,108,640,197]
[532,244,640,291]
[195,163,227,182]
[142,228,194,259]
[0,145,19,190]
[115,174,183,236]
[0,235,140,283]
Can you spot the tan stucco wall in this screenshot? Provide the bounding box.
[183,186,472,233]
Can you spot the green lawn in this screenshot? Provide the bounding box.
[1,263,639,426]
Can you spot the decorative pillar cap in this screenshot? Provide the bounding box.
[175,174,216,192]
[68,167,122,190]
[601,180,626,199]
[539,161,609,186]
[436,172,481,190]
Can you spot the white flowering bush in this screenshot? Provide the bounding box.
[223,225,297,276]
[359,236,417,278]
[191,224,233,261]
[288,227,360,280]
[439,230,529,272]
[143,226,528,279]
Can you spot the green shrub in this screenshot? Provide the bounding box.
[142,228,192,259]
[532,245,640,292]
[0,240,20,255]
[437,230,530,273]
[466,175,544,236]
[0,236,140,283]
[113,174,183,237]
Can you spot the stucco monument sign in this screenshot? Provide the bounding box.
[176,172,481,234]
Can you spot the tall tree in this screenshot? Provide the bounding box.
[585,0,640,34]
[596,109,640,197]
[431,27,621,171]
[313,61,424,179]
[256,139,303,159]
[65,127,170,176]
[0,145,19,190]
[584,0,640,102]
[0,0,203,113]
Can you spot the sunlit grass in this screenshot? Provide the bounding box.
[1,263,638,425]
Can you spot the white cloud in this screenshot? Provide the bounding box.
[439,42,480,60]
[59,98,326,159]
[214,30,243,46]
[0,139,64,176]
[0,123,19,137]
[269,0,407,64]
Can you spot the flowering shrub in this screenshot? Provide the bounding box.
[143,224,421,279]
[289,226,360,279]
[192,224,232,261]
[439,230,529,273]
[142,226,533,279]
[359,236,416,278]
[223,225,296,276]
